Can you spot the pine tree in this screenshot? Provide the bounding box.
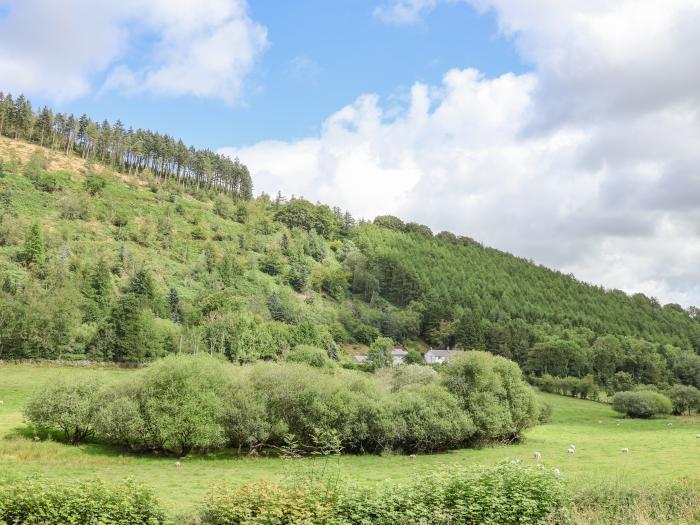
[22,223,45,267]
[169,287,183,323]
[129,268,156,302]
[90,259,113,307]
[267,291,285,321]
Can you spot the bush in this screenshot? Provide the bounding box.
[201,481,333,525]
[24,375,101,443]
[443,351,539,442]
[286,345,335,368]
[85,170,107,195]
[107,354,229,455]
[666,384,700,415]
[0,478,165,524]
[612,390,673,418]
[59,193,91,220]
[200,464,564,525]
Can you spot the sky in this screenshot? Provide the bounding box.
[2,0,700,307]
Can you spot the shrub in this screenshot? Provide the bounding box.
[286,345,335,368]
[24,375,101,443]
[385,383,475,453]
[199,464,565,525]
[59,193,91,220]
[443,351,539,442]
[0,478,165,524]
[201,481,333,525]
[612,390,673,418]
[85,170,107,195]
[390,364,437,391]
[93,355,230,454]
[666,384,700,415]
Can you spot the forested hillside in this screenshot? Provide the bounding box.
[1,94,699,394]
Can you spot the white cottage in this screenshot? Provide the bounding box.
[424,348,464,365]
[391,346,408,365]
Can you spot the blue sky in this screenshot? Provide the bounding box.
[16,0,524,149]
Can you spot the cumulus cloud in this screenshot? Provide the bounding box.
[223,1,700,306]
[0,0,267,103]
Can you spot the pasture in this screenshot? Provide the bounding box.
[1,363,699,520]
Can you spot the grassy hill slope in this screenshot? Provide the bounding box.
[1,136,700,389]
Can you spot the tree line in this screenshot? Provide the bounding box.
[0,92,253,199]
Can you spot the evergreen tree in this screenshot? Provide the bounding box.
[22,223,45,268]
[169,287,183,323]
[267,291,285,321]
[129,268,156,302]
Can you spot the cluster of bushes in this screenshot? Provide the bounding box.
[534,374,600,400]
[0,479,164,524]
[536,374,700,417]
[201,464,564,525]
[611,390,673,418]
[25,352,542,456]
[0,464,564,525]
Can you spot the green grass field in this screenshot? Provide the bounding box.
[1,363,699,520]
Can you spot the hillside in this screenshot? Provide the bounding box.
[1,135,699,390]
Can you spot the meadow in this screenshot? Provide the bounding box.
[1,363,699,522]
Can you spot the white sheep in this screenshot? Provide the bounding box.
[32,435,40,442]
[569,444,576,450]
[696,435,700,439]
[409,454,417,460]
[174,461,182,467]
[621,447,629,454]
[567,447,575,455]
[510,459,522,465]
[0,400,4,405]
[533,451,542,461]
[553,468,561,478]
[668,423,673,427]
[536,463,544,471]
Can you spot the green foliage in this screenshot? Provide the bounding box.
[367,336,394,369]
[96,355,229,455]
[286,345,335,368]
[25,355,536,456]
[0,478,165,525]
[21,223,45,267]
[612,390,673,418]
[200,481,333,525]
[200,465,564,525]
[536,374,600,400]
[665,384,700,415]
[443,351,539,442]
[24,375,101,443]
[84,170,107,195]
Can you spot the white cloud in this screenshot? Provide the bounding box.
[0,0,267,103]
[222,1,700,306]
[373,0,445,24]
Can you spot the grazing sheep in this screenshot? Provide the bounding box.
[32,436,40,442]
[569,444,576,450]
[533,451,542,461]
[0,400,4,405]
[621,448,629,454]
[510,459,522,465]
[174,461,182,467]
[553,468,561,478]
[696,435,700,439]
[536,463,544,471]
[409,454,417,460]
[668,423,673,427]
[567,447,575,455]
